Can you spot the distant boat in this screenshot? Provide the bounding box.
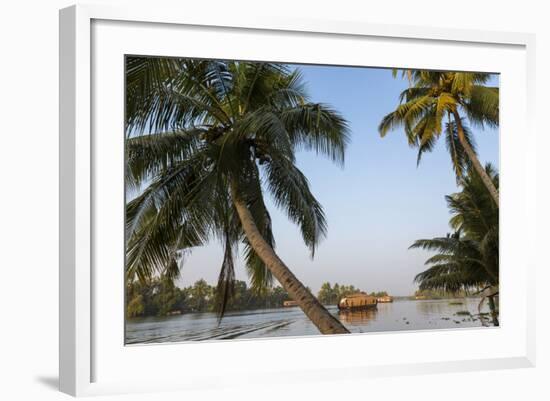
[283,300,299,307]
[415,295,427,300]
[338,293,377,311]
[377,295,393,303]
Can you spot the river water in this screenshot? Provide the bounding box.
[125,298,494,344]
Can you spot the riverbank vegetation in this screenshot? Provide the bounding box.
[126,278,386,318]
[317,282,388,305]
[411,165,499,325]
[413,289,470,299]
[126,277,297,318]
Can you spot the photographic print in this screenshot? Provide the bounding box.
[124,57,499,344]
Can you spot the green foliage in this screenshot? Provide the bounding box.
[126,294,145,318]
[186,279,213,312]
[317,282,384,304]
[126,276,187,318]
[126,278,293,317]
[125,58,349,319]
[380,70,499,182]
[414,289,467,299]
[411,164,499,295]
[369,291,389,297]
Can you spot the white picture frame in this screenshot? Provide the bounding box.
[59,3,536,397]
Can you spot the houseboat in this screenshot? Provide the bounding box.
[377,295,393,303]
[338,293,377,311]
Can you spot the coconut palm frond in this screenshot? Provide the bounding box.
[125,59,349,320]
[264,153,327,257]
[464,86,499,128]
[382,70,499,202]
[280,103,349,165]
[411,164,499,310]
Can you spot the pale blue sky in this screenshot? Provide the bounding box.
[176,65,499,296]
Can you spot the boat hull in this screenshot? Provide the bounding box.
[337,303,377,311]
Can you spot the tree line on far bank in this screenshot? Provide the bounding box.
[126,278,388,318]
[317,282,387,305]
[127,277,295,318]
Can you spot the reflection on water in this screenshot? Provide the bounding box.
[338,308,378,325]
[416,300,452,316]
[126,298,493,344]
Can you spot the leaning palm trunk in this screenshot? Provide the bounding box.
[487,295,499,327]
[231,186,349,335]
[478,286,499,327]
[452,110,499,207]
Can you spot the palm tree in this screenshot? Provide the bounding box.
[125,57,350,334]
[318,282,338,305]
[189,279,212,312]
[379,70,499,206]
[410,164,499,325]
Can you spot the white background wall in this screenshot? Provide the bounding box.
[0,0,548,400]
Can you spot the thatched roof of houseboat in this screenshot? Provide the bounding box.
[341,292,376,300]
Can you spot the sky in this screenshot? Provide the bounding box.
[172,64,499,296]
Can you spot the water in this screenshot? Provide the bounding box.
[125,298,493,344]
